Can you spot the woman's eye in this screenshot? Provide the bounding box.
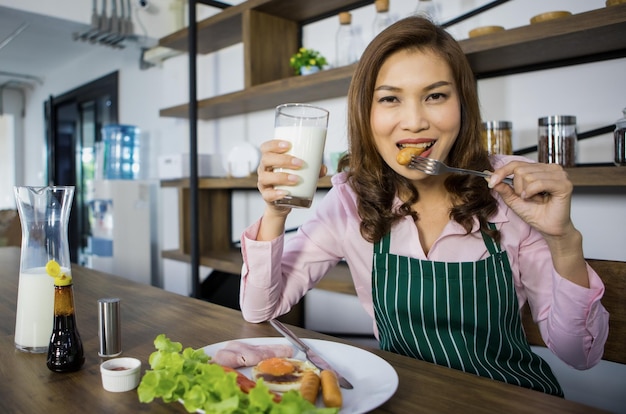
[427,93,447,101]
[378,95,399,103]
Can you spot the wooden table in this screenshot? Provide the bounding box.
[0,247,607,413]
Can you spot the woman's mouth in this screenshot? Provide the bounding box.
[396,141,435,152]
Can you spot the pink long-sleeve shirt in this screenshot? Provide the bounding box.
[240,156,609,370]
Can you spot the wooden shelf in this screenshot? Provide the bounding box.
[565,166,626,187]
[159,0,375,54]
[461,4,626,78]
[161,167,625,190]
[160,64,356,120]
[162,248,356,295]
[162,248,244,274]
[159,4,626,121]
[161,174,333,189]
[160,165,625,291]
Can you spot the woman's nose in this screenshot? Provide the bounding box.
[399,104,428,132]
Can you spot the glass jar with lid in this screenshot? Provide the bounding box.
[537,115,577,167]
[482,121,512,155]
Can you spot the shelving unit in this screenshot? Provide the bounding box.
[160,4,626,120]
[159,2,626,293]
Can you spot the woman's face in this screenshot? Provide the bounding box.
[370,48,461,180]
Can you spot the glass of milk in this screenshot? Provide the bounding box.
[13,186,74,353]
[273,103,329,208]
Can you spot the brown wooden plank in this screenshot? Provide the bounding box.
[564,166,626,187]
[160,174,333,189]
[159,0,375,54]
[243,10,298,87]
[522,259,626,365]
[460,4,626,77]
[159,64,356,120]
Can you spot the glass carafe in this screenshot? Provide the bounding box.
[13,186,74,353]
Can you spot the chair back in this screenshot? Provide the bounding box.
[521,259,626,365]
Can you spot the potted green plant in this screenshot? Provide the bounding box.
[289,48,328,76]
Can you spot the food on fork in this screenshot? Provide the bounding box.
[299,371,321,404]
[213,340,294,368]
[320,370,343,408]
[396,146,426,165]
[252,357,319,392]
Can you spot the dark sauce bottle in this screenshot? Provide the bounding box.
[47,277,85,372]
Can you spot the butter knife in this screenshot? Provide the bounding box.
[269,319,354,389]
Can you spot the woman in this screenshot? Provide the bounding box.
[239,16,608,396]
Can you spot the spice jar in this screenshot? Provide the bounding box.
[615,108,626,166]
[538,115,577,167]
[482,121,512,155]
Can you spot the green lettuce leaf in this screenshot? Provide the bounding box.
[137,334,338,414]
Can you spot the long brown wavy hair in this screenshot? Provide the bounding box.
[340,16,499,243]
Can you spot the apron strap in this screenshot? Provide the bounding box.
[376,232,391,255]
[480,222,501,255]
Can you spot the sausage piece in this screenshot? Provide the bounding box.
[396,147,425,165]
[320,370,342,408]
[299,371,321,404]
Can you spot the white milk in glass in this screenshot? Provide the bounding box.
[275,125,327,198]
[14,266,60,351]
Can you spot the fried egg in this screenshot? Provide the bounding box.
[251,357,319,392]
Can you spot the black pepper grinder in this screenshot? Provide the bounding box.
[46,260,85,372]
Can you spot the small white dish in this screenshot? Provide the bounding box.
[100,357,142,392]
[223,142,260,178]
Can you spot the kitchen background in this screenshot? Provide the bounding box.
[0,1,624,412]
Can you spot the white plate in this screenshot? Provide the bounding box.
[223,142,260,178]
[201,337,398,414]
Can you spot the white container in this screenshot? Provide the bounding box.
[158,154,225,179]
[100,357,142,392]
[158,154,221,180]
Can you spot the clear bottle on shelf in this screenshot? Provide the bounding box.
[413,0,440,24]
[373,0,393,37]
[335,12,360,67]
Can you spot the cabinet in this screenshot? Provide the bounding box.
[159,2,626,291]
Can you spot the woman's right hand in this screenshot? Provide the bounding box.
[256,140,303,217]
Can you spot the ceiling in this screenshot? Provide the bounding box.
[0,6,95,88]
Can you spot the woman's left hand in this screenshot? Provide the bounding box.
[488,161,575,238]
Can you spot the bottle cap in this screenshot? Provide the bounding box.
[98,298,122,357]
[538,115,576,126]
[483,121,512,130]
[339,12,351,25]
[375,0,389,12]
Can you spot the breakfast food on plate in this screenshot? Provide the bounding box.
[396,146,426,165]
[213,340,294,368]
[320,370,343,408]
[251,357,320,393]
[299,371,321,404]
[221,365,282,403]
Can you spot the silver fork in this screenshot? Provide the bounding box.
[408,156,513,185]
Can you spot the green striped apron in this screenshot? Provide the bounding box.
[372,225,563,396]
